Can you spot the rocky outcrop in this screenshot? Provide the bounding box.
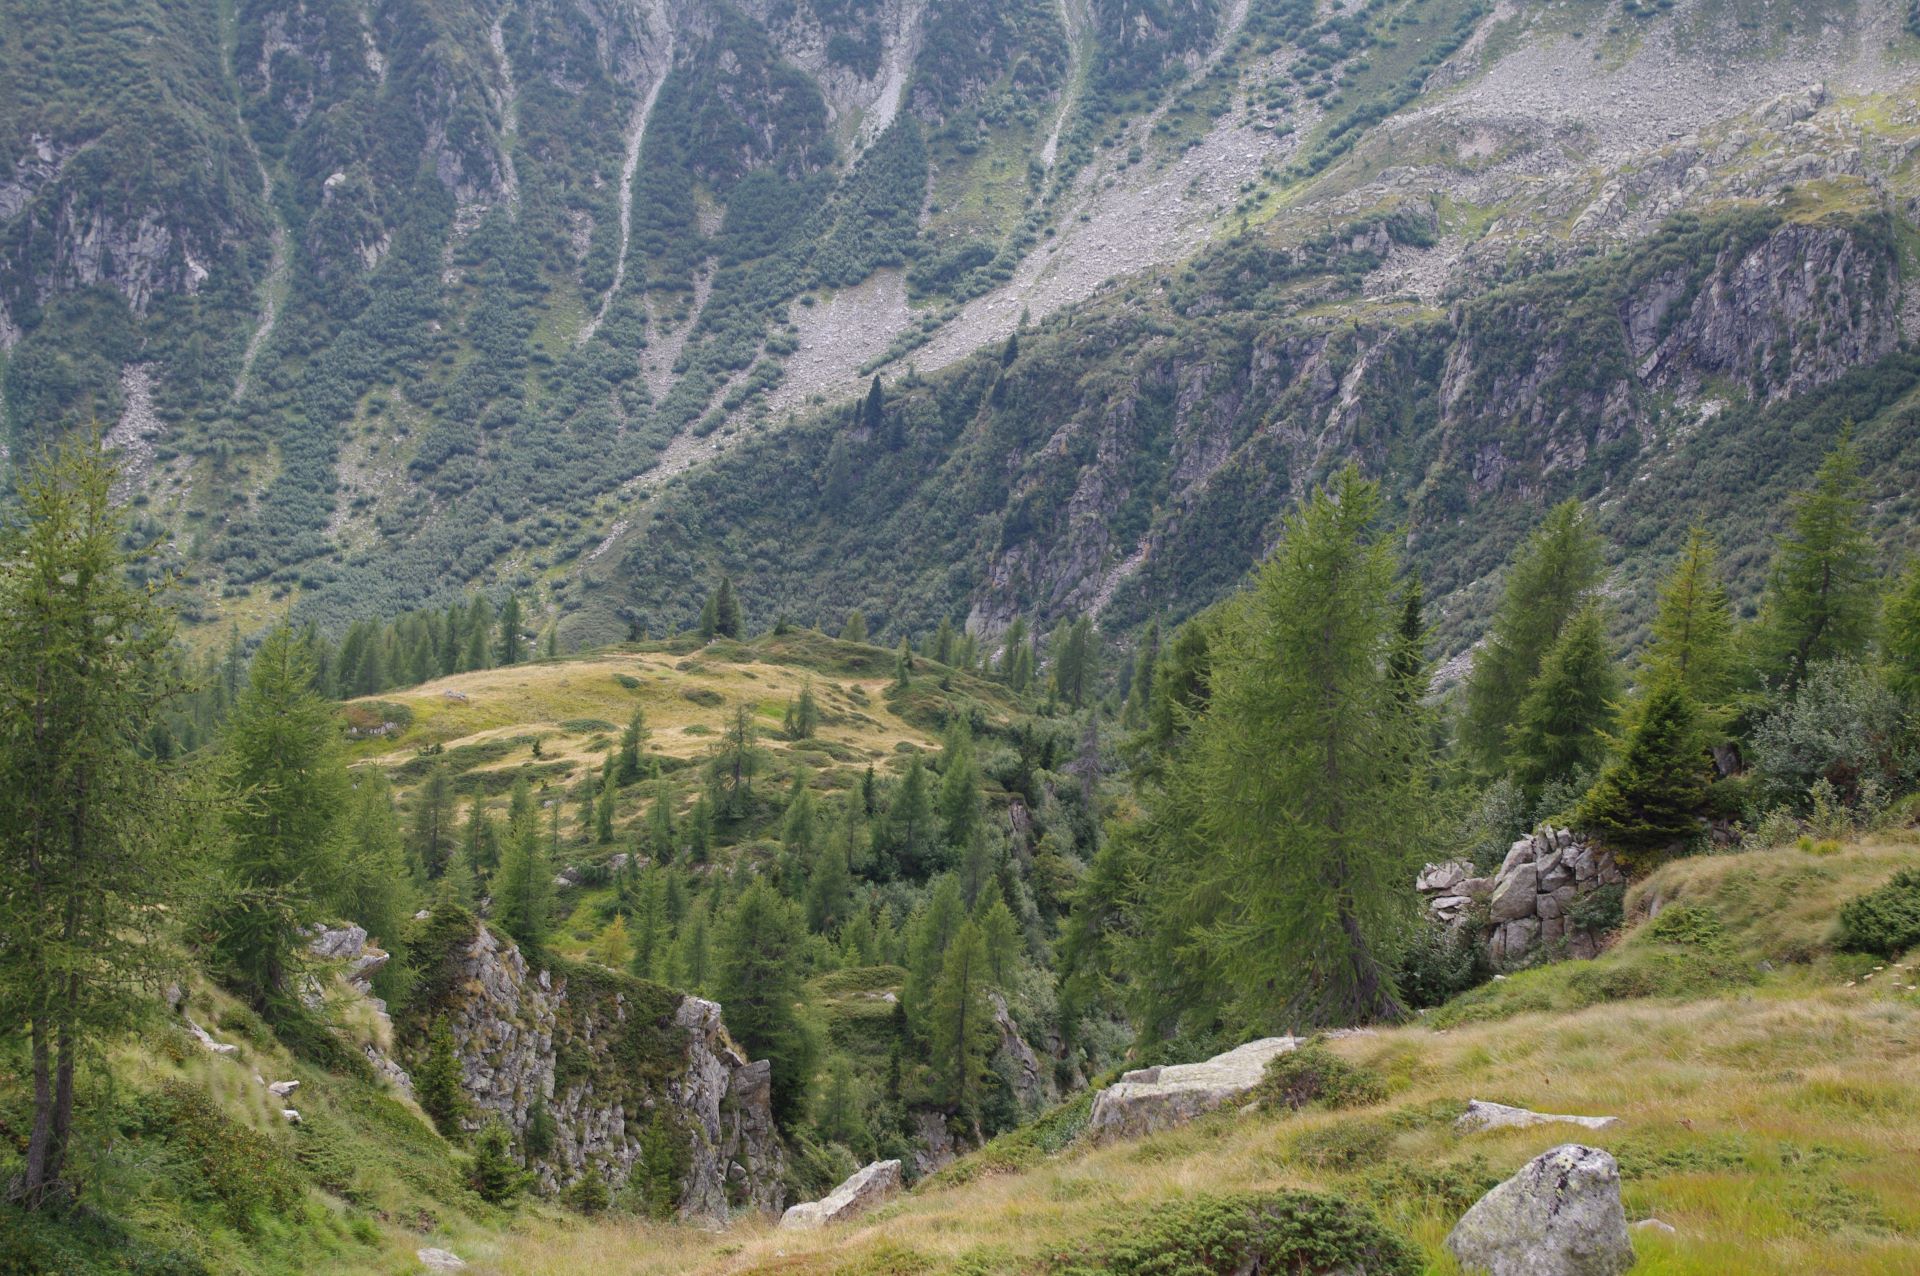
[991,993,1059,1116]
[418,919,785,1219]
[1418,829,1622,967]
[778,1159,902,1229]
[1446,1144,1634,1276]
[1456,1100,1621,1134]
[1087,1037,1298,1143]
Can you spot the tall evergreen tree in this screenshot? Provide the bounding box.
[840,610,868,643]
[462,798,501,879]
[595,777,616,844]
[212,628,351,1010]
[412,764,455,878]
[902,875,965,1036]
[498,595,525,666]
[494,780,550,947]
[337,774,415,962]
[1576,683,1709,865]
[1461,500,1606,772]
[0,441,185,1207]
[976,894,1021,988]
[715,881,816,1122]
[712,576,744,640]
[1644,526,1739,707]
[647,777,677,862]
[1884,560,1920,706]
[616,708,648,785]
[1505,603,1619,794]
[1755,437,1878,693]
[782,679,820,740]
[894,634,913,688]
[862,375,885,434]
[932,617,956,666]
[928,919,993,1124]
[1162,467,1419,1027]
[938,721,983,852]
[884,755,936,879]
[805,838,854,934]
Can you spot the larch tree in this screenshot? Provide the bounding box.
[211,626,351,1011]
[497,595,525,666]
[1755,436,1878,694]
[928,919,994,1126]
[1884,560,1920,706]
[715,881,815,1122]
[1169,466,1421,1027]
[1460,500,1606,773]
[1505,602,1620,795]
[1643,526,1739,708]
[411,764,455,878]
[0,440,186,1208]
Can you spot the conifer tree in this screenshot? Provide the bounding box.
[412,764,455,877]
[1643,526,1739,708]
[1755,436,1878,693]
[1884,561,1920,706]
[783,679,820,740]
[648,777,676,862]
[976,894,1021,988]
[494,780,550,947]
[862,375,885,434]
[337,774,415,961]
[686,793,713,864]
[884,755,936,879]
[415,1016,468,1135]
[577,767,599,841]
[1124,621,1162,728]
[938,721,983,852]
[707,705,758,821]
[1388,575,1426,707]
[697,591,718,642]
[840,610,868,643]
[1505,603,1619,794]
[712,576,744,640]
[213,628,351,1010]
[672,902,713,993]
[806,838,854,934]
[1461,500,1606,772]
[498,595,525,666]
[1576,683,1708,865]
[0,440,185,1207]
[1164,467,1419,1027]
[933,617,956,665]
[782,775,818,859]
[928,919,993,1122]
[437,844,478,910]
[715,881,815,1122]
[903,876,965,1036]
[463,799,500,878]
[894,634,913,688]
[616,708,648,785]
[595,779,615,844]
[595,914,632,971]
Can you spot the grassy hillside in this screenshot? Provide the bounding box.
[487,834,1920,1276]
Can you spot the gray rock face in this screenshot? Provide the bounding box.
[431,922,786,1220]
[1456,1100,1621,1134]
[991,993,1059,1116]
[416,1247,466,1271]
[1446,1144,1634,1276]
[1417,829,1622,967]
[778,1159,903,1229]
[1087,1037,1298,1142]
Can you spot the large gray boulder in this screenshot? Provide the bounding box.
[1087,1037,1298,1142]
[1446,1144,1634,1276]
[778,1159,902,1229]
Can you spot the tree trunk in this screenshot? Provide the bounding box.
[16,1021,54,1208]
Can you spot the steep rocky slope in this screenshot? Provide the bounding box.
[5,0,1920,653]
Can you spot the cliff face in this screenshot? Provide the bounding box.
[423,921,785,1220]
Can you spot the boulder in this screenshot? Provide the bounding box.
[1417,860,1471,893]
[267,1080,299,1098]
[307,923,369,963]
[1446,1144,1633,1276]
[1488,865,1538,922]
[1456,1100,1621,1133]
[280,1108,301,1124]
[778,1159,903,1229]
[1087,1037,1297,1142]
[416,1248,466,1271]
[184,1017,238,1057]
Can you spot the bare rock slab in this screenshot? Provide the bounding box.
[1456,1100,1621,1133]
[779,1159,902,1229]
[416,1247,466,1271]
[1087,1036,1298,1142]
[1446,1144,1634,1276]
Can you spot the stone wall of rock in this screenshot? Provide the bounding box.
[428,920,785,1220]
[1417,828,1623,966]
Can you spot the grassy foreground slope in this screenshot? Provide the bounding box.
[496,835,1920,1276]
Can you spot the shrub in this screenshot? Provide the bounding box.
[1396,921,1490,1009]
[125,1082,304,1231]
[565,1168,612,1215]
[1047,1189,1420,1276]
[1567,881,1626,935]
[1253,1044,1387,1113]
[1640,904,1730,951]
[1838,869,1920,956]
[1750,660,1917,811]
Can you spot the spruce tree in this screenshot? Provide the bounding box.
[894,635,913,688]
[862,375,885,433]
[595,779,615,844]
[1388,574,1427,707]
[805,838,854,934]
[494,781,550,948]
[1168,467,1419,1027]
[648,778,677,862]
[631,873,669,978]
[1756,436,1877,693]
[1576,683,1708,866]
[415,1016,468,1136]
[462,798,500,879]
[1461,500,1606,773]
[715,881,815,1122]
[783,679,820,740]
[0,440,185,1207]
[976,894,1022,988]
[337,774,415,962]
[672,902,713,993]
[697,591,718,642]
[1505,603,1619,795]
[933,617,956,665]
[902,876,965,1036]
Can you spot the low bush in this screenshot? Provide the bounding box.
[1046,1189,1420,1276]
[1253,1043,1386,1112]
[1396,921,1490,1009]
[1838,868,1920,956]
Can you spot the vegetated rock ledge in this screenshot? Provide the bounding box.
[1417,827,1624,966]
[403,909,786,1220]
